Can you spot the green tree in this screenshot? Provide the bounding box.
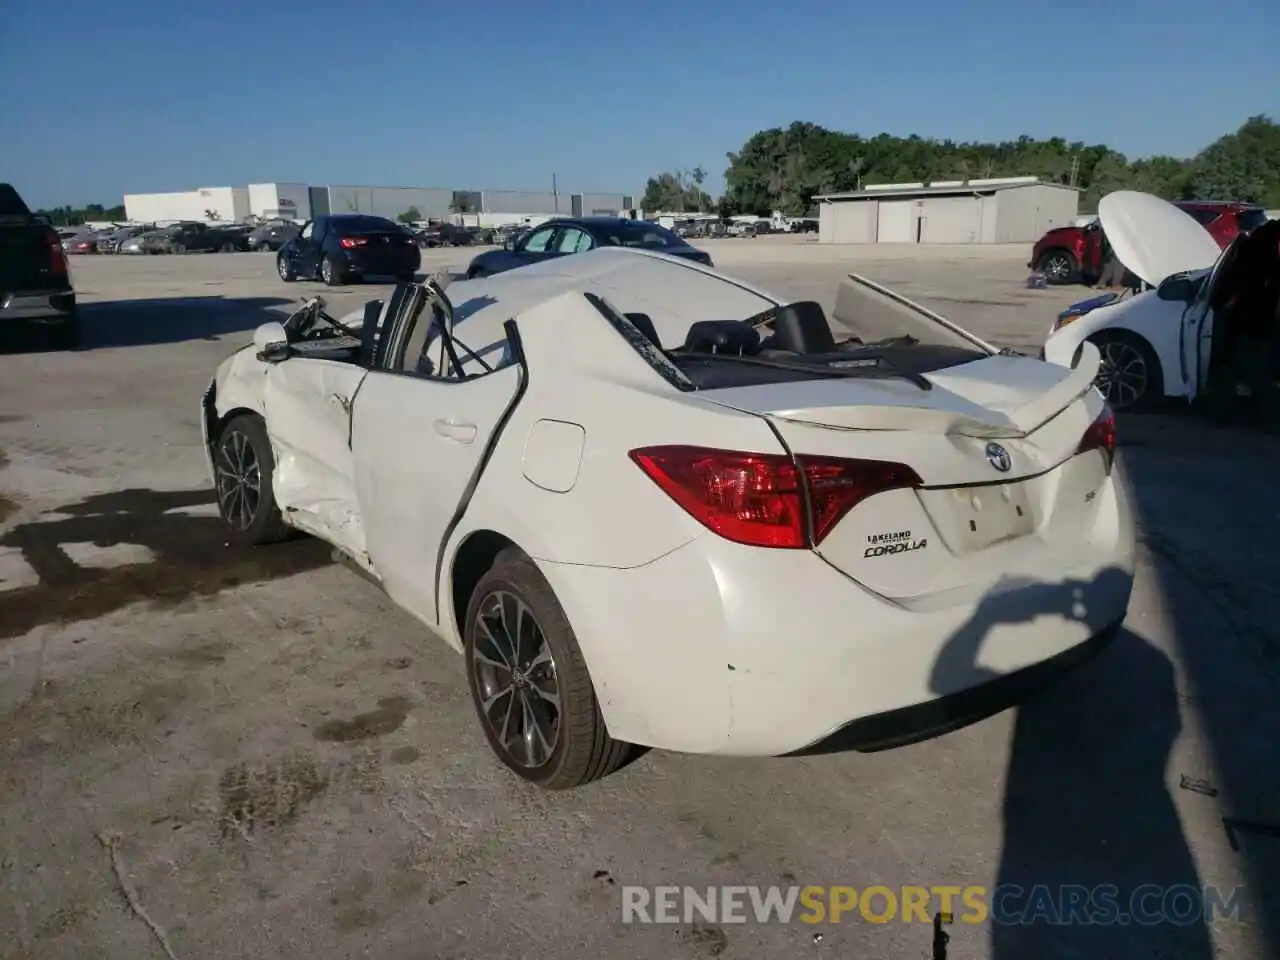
[715,116,1280,216]
[397,206,423,223]
[1189,115,1280,207]
[640,170,713,212]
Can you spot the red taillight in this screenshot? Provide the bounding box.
[629,445,922,549]
[43,228,67,276]
[1076,404,1116,471]
[802,456,922,545]
[339,237,368,249]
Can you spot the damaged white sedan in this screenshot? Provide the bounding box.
[201,248,1135,789]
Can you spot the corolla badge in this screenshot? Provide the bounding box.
[985,442,1012,473]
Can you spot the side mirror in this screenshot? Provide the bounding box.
[254,321,290,362]
[1156,275,1194,302]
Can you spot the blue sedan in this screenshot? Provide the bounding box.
[464,216,713,279]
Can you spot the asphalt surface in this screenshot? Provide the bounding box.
[1,237,1277,959]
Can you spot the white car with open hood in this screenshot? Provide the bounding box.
[1042,190,1265,410]
[200,248,1134,789]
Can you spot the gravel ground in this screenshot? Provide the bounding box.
[0,238,1277,960]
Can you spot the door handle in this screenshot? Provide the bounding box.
[434,418,477,443]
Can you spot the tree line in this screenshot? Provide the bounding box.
[641,115,1280,218]
[31,202,127,226]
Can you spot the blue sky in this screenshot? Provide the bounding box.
[1,0,1277,208]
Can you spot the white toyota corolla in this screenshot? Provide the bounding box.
[201,248,1135,788]
[1041,190,1263,410]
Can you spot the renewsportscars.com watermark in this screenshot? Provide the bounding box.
[621,884,1250,926]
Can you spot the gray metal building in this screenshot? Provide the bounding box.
[321,185,632,219]
[814,177,1079,244]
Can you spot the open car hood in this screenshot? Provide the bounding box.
[1098,190,1222,287]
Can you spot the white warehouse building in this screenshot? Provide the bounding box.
[125,181,635,225]
[814,177,1079,244]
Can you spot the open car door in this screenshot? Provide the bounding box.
[351,282,526,627]
[1180,237,1241,400]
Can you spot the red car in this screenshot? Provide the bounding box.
[1030,200,1268,285]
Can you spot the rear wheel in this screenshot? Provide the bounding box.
[1037,249,1078,285]
[321,254,343,286]
[464,548,631,789]
[173,243,186,255]
[1089,331,1163,411]
[213,414,291,545]
[221,241,237,253]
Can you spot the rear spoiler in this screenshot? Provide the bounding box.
[1000,340,1101,435]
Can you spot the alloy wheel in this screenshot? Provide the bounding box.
[321,258,332,284]
[1043,253,1071,283]
[215,429,261,531]
[277,257,289,280]
[1095,340,1148,409]
[470,590,562,769]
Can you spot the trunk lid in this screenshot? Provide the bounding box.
[345,230,418,270]
[696,347,1112,602]
[1098,190,1222,287]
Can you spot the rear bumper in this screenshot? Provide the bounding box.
[1,290,76,324]
[538,472,1136,757]
[342,249,421,276]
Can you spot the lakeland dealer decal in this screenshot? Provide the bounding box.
[864,530,927,558]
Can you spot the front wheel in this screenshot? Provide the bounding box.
[1090,331,1163,411]
[464,548,632,789]
[277,254,296,281]
[213,415,291,545]
[1037,249,1078,285]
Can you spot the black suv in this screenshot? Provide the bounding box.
[0,183,78,348]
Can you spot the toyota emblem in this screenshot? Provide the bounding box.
[985,442,1012,472]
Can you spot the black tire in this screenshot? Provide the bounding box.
[1037,248,1078,285]
[464,548,631,789]
[213,414,291,545]
[277,254,296,282]
[321,254,343,286]
[173,243,186,255]
[49,313,80,351]
[1088,331,1164,411]
[221,241,237,253]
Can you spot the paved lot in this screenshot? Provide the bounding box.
[1,238,1278,959]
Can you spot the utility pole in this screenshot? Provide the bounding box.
[1069,155,1080,188]
[552,173,559,214]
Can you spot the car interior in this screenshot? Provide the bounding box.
[611,293,986,391]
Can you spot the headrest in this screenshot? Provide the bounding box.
[683,320,761,355]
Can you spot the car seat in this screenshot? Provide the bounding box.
[768,300,836,354]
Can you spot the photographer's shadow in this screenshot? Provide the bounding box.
[930,571,1211,957]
